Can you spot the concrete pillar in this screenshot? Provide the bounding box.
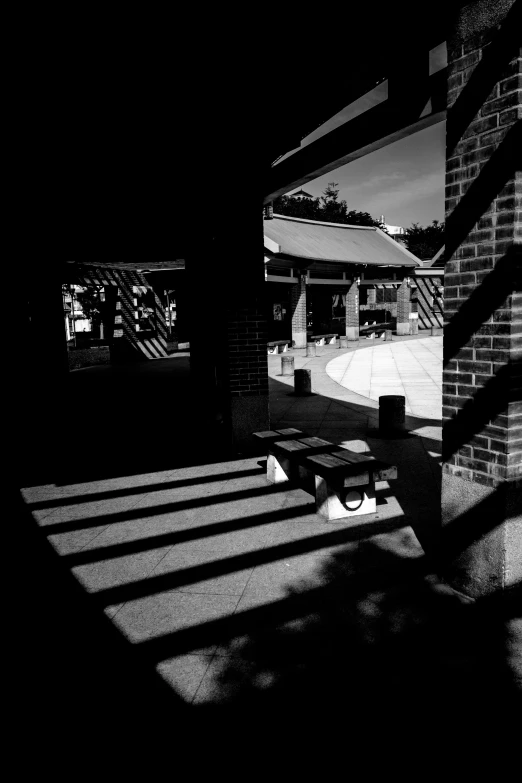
[345,280,360,340]
[440,0,521,598]
[281,355,294,376]
[291,274,307,348]
[379,395,406,434]
[396,279,411,335]
[20,270,69,476]
[295,369,312,395]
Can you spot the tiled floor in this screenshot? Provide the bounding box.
[18,336,520,727]
[326,336,442,420]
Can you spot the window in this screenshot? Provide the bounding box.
[375,287,397,304]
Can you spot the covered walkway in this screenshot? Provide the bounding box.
[16,337,521,767]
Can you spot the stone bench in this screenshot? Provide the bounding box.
[309,333,338,346]
[359,322,393,339]
[267,339,291,354]
[253,429,397,521]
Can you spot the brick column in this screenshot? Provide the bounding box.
[345,280,360,340]
[441,0,521,597]
[226,300,269,446]
[367,288,376,307]
[396,279,411,335]
[291,273,307,348]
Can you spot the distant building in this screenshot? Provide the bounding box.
[290,188,314,200]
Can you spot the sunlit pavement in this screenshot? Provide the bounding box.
[17,336,520,727]
[325,336,442,420]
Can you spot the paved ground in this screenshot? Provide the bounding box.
[325,335,442,419]
[15,335,521,766]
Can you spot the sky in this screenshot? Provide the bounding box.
[283,44,447,229]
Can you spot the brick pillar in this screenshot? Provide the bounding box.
[226,300,269,446]
[367,288,376,307]
[345,280,360,340]
[441,0,521,598]
[291,273,307,348]
[20,270,69,477]
[221,197,270,450]
[396,279,411,335]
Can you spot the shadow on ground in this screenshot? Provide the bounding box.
[14,354,521,772]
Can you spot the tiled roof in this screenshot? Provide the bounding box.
[264,215,420,267]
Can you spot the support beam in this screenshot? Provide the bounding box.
[264,68,447,204]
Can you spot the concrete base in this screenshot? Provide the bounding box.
[396,322,411,336]
[229,394,270,451]
[431,326,443,336]
[292,330,307,349]
[281,356,294,376]
[315,479,376,521]
[346,326,359,341]
[440,472,522,598]
[267,451,294,484]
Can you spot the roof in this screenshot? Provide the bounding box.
[264,215,421,267]
[429,245,445,267]
[291,189,314,198]
[64,260,185,271]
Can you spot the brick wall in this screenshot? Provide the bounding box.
[226,301,269,398]
[443,27,522,486]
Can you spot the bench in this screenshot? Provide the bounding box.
[359,322,393,339]
[253,428,397,521]
[267,339,291,354]
[309,333,338,346]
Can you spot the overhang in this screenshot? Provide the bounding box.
[264,215,421,268]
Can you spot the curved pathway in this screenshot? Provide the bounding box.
[326,336,442,420]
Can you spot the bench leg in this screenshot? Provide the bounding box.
[327,336,335,344]
[267,451,292,483]
[315,480,376,521]
[281,343,288,352]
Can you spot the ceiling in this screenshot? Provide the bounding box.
[37,2,469,259]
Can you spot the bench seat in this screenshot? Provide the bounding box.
[359,323,393,339]
[254,429,397,521]
[309,333,338,346]
[267,340,291,354]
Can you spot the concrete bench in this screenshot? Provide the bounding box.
[253,430,397,521]
[267,339,291,354]
[309,333,338,346]
[359,322,393,339]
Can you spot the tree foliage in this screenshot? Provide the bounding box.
[273,183,386,229]
[403,220,445,260]
[75,286,105,322]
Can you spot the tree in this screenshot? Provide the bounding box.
[75,286,105,322]
[273,182,385,229]
[403,220,445,260]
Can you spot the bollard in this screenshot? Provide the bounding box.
[379,395,406,434]
[339,335,349,348]
[281,355,294,376]
[410,320,419,335]
[295,369,312,396]
[431,325,443,336]
[306,342,316,357]
[385,330,393,341]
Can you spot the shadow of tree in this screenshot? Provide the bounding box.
[199,535,521,755]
